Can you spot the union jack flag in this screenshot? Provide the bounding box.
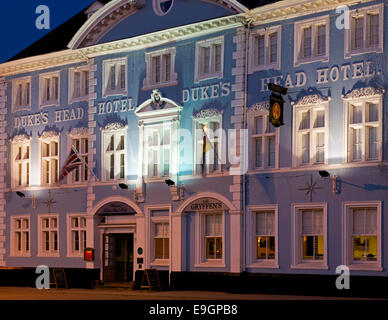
[59,147,83,181]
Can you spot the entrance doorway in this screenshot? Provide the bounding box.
[103,233,134,282]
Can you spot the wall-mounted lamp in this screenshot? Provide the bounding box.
[165,179,184,201]
[118,183,129,190]
[318,171,339,194]
[16,192,37,209]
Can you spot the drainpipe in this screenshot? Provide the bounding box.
[242,16,252,274]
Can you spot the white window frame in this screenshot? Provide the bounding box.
[38,214,60,257]
[67,132,89,184]
[10,215,31,257]
[11,137,31,188]
[194,211,226,268]
[194,36,224,83]
[39,71,60,108]
[102,57,127,98]
[248,108,279,170]
[68,66,89,103]
[342,201,382,271]
[39,134,59,186]
[67,214,87,257]
[291,203,328,270]
[151,218,170,264]
[143,47,177,90]
[144,123,172,180]
[294,15,330,66]
[343,93,382,163]
[247,205,279,268]
[12,76,31,113]
[248,25,281,73]
[193,112,224,176]
[292,101,329,167]
[101,125,127,181]
[344,4,384,58]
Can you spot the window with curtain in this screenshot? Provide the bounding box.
[300,209,324,260]
[205,214,222,260]
[154,222,169,260]
[256,211,275,260]
[352,208,377,262]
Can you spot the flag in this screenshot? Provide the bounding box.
[59,147,83,181]
[202,129,213,154]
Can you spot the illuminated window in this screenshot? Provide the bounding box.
[12,77,31,112]
[11,216,30,256]
[292,203,327,269]
[205,214,222,260]
[195,36,224,82]
[70,138,88,183]
[102,58,127,97]
[293,102,328,166]
[39,72,60,107]
[193,112,223,175]
[143,48,177,90]
[255,211,275,260]
[40,135,59,185]
[38,215,59,257]
[249,26,281,73]
[145,124,171,179]
[68,215,87,256]
[248,108,278,170]
[11,138,30,188]
[345,97,382,163]
[343,202,382,271]
[345,4,383,57]
[154,222,169,260]
[69,67,89,103]
[294,16,329,66]
[102,125,126,181]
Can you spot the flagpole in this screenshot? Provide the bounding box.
[71,145,100,182]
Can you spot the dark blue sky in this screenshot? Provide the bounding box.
[0,0,94,63]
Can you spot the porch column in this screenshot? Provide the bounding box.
[171,212,186,272]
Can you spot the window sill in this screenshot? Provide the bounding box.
[66,254,84,258]
[294,55,329,67]
[37,253,60,258]
[12,105,31,113]
[151,260,169,267]
[102,90,127,98]
[291,263,328,270]
[247,261,279,269]
[249,63,280,74]
[69,96,88,104]
[40,101,60,108]
[345,46,383,59]
[142,81,178,91]
[194,261,226,268]
[348,264,383,272]
[194,72,223,83]
[10,254,31,258]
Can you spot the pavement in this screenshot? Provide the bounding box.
[0,286,381,300]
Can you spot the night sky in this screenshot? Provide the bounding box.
[0,0,274,63]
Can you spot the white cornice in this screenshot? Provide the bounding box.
[0,14,244,77]
[246,0,377,25]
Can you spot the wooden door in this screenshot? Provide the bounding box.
[103,234,115,282]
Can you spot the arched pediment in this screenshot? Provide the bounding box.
[68,0,246,49]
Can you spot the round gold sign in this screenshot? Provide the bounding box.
[272,102,281,120]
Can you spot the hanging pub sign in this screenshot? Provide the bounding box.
[84,248,95,261]
[185,198,227,212]
[269,93,284,128]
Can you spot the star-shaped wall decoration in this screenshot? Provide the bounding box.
[297,174,323,202]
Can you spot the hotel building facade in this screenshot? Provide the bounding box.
[0,0,386,292]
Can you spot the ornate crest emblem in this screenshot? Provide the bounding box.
[153,0,174,16]
[151,89,163,107]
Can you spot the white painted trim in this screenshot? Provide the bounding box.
[246,205,279,269]
[68,65,89,104]
[293,15,330,67]
[11,76,32,113]
[291,202,328,270]
[342,201,382,271]
[9,214,31,257]
[248,25,281,74]
[38,70,61,108]
[89,195,143,216]
[66,213,88,258]
[37,213,60,258]
[102,57,127,98]
[194,36,225,83]
[344,4,384,59]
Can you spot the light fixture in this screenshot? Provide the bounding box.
[118,183,129,190]
[165,179,175,186]
[318,171,339,194]
[16,192,37,209]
